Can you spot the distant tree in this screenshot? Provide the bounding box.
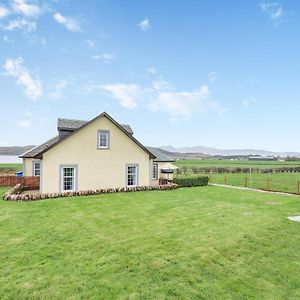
[182,166,188,175]
[191,167,198,175]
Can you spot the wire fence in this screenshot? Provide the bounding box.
[207,174,300,194]
[175,167,300,195]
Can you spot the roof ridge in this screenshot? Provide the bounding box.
[27,112,154,159]
[58,117,131,126]
[58,117,88,122]
[19,136,59,158]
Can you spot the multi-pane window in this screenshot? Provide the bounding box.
[98,130,109,148]
[33,161,40,176]
[152,163,158,180]
[62,167,76,191]
[126,165,138,187]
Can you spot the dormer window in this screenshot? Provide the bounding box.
[97,130,110,149]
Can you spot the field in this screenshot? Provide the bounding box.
[1,186,300,299]
[176,173,300,194]
[0,163,22,174]
[175,159,300,194]
[175,159,300,169]
[209,173,300,194]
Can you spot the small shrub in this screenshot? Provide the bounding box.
[191,167,199,175]
[182,166,188,175]
[173,176,209,187]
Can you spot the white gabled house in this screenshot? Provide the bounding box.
[20,112,177,193]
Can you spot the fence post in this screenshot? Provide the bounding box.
[225,175,227,185]
[298,180,300,195]
[244,177,248,187]
[266,178,270,191]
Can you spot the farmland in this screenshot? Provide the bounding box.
[1,186,300,299]
[175,159,300,169]
[174,159,300,194]
[0,163,22,174]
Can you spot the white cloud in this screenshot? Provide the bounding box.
[85,39,95,49]
[91,53,115,63]
[208,71,217,82]
[3,35,14,43]
[61,47,69,54]
[101,84,142,109]
[152,79,174,91]
[4,19,36,32]
[0,6,10,18]
[17,120,31,127]
[242,98,256,108]
[146,66,158,75]
[3,57,42,100]
[12,0,42,18]
[260,2,283,20]
[49,80,68,99]
[102,80,225,120]
[148,85,219,119]
[138,18,150,31]
[53,12,82,32]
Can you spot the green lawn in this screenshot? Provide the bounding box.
[1,187,300,299]
[175,159,300,169]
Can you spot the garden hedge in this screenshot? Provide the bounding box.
[173,176,209,187]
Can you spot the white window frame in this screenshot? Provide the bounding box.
[32,161,41,176]
[97,130,110,149]
[126,164,138,187]
[152,163,158,180]
[60,165,77,192]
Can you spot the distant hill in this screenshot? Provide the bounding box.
[2,144,300,159]
[152,147,210,160]
[160,145,300,158]
[0,145,35,156]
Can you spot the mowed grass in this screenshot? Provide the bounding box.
[176,159,300,169]
[1,187,300,299]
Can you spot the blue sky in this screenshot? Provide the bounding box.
[0,0,299,151]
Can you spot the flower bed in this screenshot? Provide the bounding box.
[3,183,178,201]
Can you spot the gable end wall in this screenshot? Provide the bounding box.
[41,116,151,193]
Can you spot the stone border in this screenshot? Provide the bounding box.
[3,183,178,202]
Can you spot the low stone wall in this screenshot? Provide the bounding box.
[3,183,178,202]
[3,184,23,199]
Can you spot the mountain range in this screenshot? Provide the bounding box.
[1,144,300,158]
[0,146,35,156]
[159,145,300,158]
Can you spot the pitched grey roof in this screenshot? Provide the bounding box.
[20,136,59,158]
[20,112,155,159]
[147,147,175,162]
[57,118,86,131]
[57,118,133,135]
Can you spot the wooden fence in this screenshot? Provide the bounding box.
[0,176,40,190]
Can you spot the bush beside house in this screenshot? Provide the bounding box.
[173,176,209,187]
